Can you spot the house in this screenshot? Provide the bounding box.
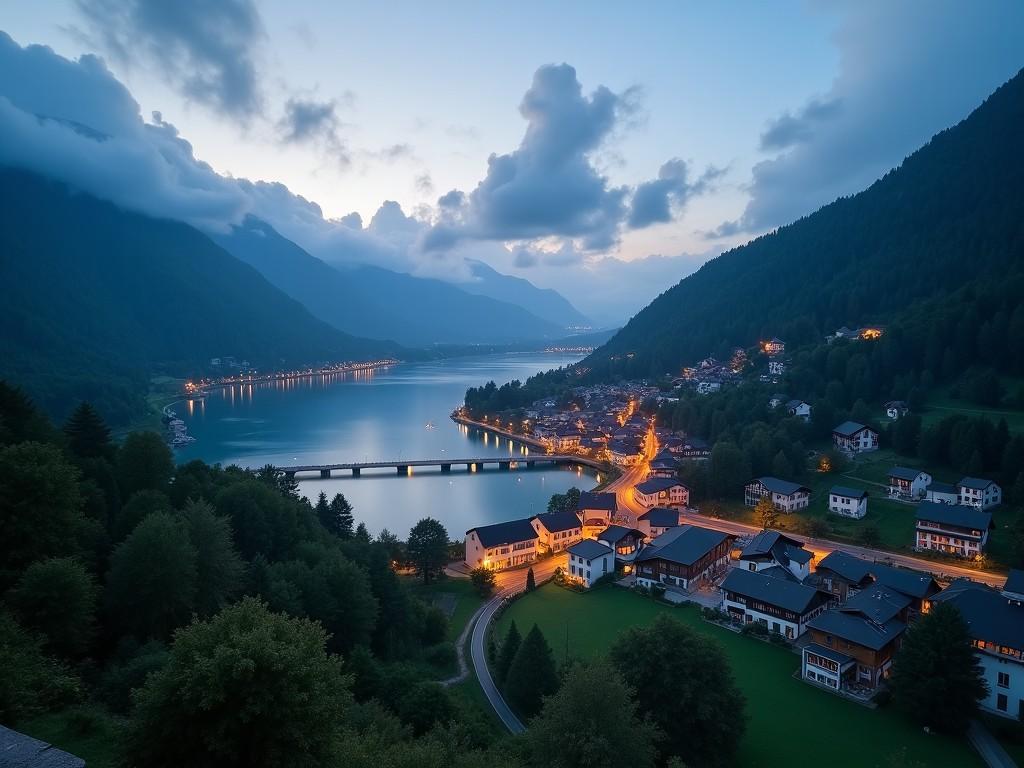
[785,399,812,421]
[812,550,874,602]
[464,518,539,571]
[927,572,1024,719]
[885,400,910,419]
[832,421,879,454]
[696,379,722,395]
[566,539,615,588]
[647,449,680,478]
[925,481,959,505]
[802,583,910,692]
[762,337,786,356]
[768,359,786,376]
[633,477,690,509]
[721,567,831,639]
[739,530,813,581]
[828,486,868,519]
[958,477,1002,510]
[0,725,86,768]
[768,393,788,409]
[608,439,640,466]
[744,477,811,513]
[676,436,711,460]
[546,429,581,452]
[635,525,733,590]
[915,501,992,558]
[887,466,933,500]
[530,511,583,554]
[597,525,646,565]
[576,491,618,530]
[637,507,682,540]
[871,563,941,617]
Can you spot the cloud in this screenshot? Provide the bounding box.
[277,96,349,166]
[723,1,1024,235]
[74,0,264,118]
[414,173,434,195]
[628,160,724,229]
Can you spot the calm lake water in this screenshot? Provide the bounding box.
[174,353,597,539]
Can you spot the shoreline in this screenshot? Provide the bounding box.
[190,359,400,395]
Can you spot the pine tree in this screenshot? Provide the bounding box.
[314,492,331,530]
[327,493,354,538]
[354,522,371,544]
[526,567,536,592]
[504,624,559,719]
[771,450,792,480]
[494,620,521,685]
[63,402,112,458]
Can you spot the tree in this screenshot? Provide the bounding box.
[111,488,174,543]
[495,620,521,685]
[858,524,882,548]
[116,431,174,498]
[181,499,244,617]
[754,496,778,530]
[547,487,582,513]
[771,449,792,480]
[892,414,922,456]
[354,522,372,544]
[471,566,497,598]
[889,601,987,734]
[318,493,354,538]
[215,480,300,561]
[504,624,559,719]
[526,567,536,592]
[376,528,404,564]
[106,512,198,640]
[396,681,456,736]
[708,441,750,498]
[63,401,113,459]
[0,611,80,723]
[255,464,300,500]
[127,598,351,768]
[610,614,745,768]
[9,557,97,658]
[527,660,658,768]
[407,517,449,584]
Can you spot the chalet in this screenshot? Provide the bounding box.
[637,507,682,540]
[576,491,618,529]
[608,438,640,466]
[464,518,538,571]
[762,337,786,356]
[739,530,813,581]
[925,481,959,505]
[635,525,733,590]
[871,563,941,617]
[566,539,615,588]
[785,399,812,421]
[634,477,690,509]
[832,421,879,454]
[768,359,786,376]
[744,477,811,513]
[887,466,932,500]
[530,511,583,554]
[721,567,830,639]
[828,486,868,519]
[768,393,787,409]
[927,573,1024,719]
[885,400,910,419]
[812,551,874,602]
[676,436,711,460]
[549,429,581,452]
[597,525,646,565]
[958,477,1002,510]
[696,379,722,395]
[802,583,910,692]
[915,501,991,558]
[647,449,680,479]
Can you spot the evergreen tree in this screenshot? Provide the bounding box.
[314,492,330,529]
[494,620,521,685]
[181,499,244,618]
[255,464,300,499]
[406,517,449,584]
[63,402,112,459]
[890,601,987,734]
[322,493,354,538]
[117,431,174,499]
[10,557,97,658]
[771,449,792,480]
[526,567,536,592]
[354,522,372,544]
[504,624,559,719]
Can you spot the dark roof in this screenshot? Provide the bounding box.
[0,725,86,768]
[833,420,871,437]
[808,609,906,651]
[721,567,824,614]
[841,583,912,624]
[740,530,806,566]
[531,511,581,533]
[567,539,613,560]
[931,580,1024,650]
[576,491,618,512]
[638,507,680,527]
[804,642,854,666]
[959,476,997,491]
[816,551,873,584]
[750,476,810,496]
[889,466,927,481]
[598,525,644,545]
[1005,569,1024,597]
[915,501,992,531]
[785,545,813,565]
[871,563,939,600]
[830,485,868,499]
[634,477,686,495]
[467,518,538,548]
[926,481,957,495]
[636,525,729,566]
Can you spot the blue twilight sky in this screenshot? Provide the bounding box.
[1,1,1022,324]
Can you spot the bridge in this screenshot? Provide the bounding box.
[280,454,607,478]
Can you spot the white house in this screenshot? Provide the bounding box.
[925,482,959,505]
[928,573,1024,719]
[566,539,615,588]
[885,400,910,419]
[785,399,812,421]
[464,518,538,571]
[744,477,811,513]
[768,360,786,376]
[721,567,830,640]
[633,477,689,509]
[695,379,722,395]
[888,466,932,500]
[637,507,682,539]
[832,421,879,454]
[739,530,813,581]
[768,393,787,409]
[828,486,868,519]
[958,477,1002,510]
[915,501,991,559]
[576,491,618,530]
[530,511,583,553]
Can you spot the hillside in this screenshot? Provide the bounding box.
[459,258,590,328]
[588,68,1024,378]
[0,169,404,424]
[214,218,565,346]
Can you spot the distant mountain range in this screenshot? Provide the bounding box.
[586,67,1024,378]
[459,259,590,328]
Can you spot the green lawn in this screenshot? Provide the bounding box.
[920,384,1024,432]
[408,576,484,641]
[495,584,981,768]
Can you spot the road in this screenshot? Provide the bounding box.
[604,426,658,526]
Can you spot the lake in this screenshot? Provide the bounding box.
[173,353,597,539]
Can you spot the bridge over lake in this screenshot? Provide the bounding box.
[280,454,607,478]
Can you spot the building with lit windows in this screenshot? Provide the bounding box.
[721,567,830,639]
[914,501,991,558]
[464,518,538,571]
[566,539,615,588]
[743,477,811,513]
[530,511,583,553]
[957,477,1002,510]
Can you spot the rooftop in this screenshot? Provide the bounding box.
[750,476,810,496]
[567,539,614,560]
[576,491,618,512]
[808,609,906,651]
[959,476,997,491]
[833,420,871,437]
[637,524,730,566]
[931,580,1024,651]
[597,525,644,545]
[830,485,868,499]
[721,567,825,614]
[531,511,582,533]
[889,466,927,481]
[467,517,538,548]
[816,550,873,584]
[916,501,992,531]
[635,477,686,495]
[637,507,681,527]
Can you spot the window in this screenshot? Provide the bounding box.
[998,694,1008,712]
[999,672,1011,689]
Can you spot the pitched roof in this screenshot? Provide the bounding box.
[0,725,85,768]
[804,642,854,666]
[959,476,997,491]
[576,491,618,512]
[567,539,613,560]
[637,507,680,527]
[889,466,927,481]
[721,567,825,614]
[926,481,957,495]
[597,525,644,545]
[808,609,906,651]
[750,476,810,496]
[830,486,868,499]
[467,518,538,548]
[815,550,873,584]
[740,530,802,560]
[634,477,686,495]
[531,511,581,534]
[871,564,939,600]
[1005,569,1024,597]
[841,583,912,624]
[915,501,992,531]
[931,580,1024,650]
[833,420,871,437]
[636,525,729,566]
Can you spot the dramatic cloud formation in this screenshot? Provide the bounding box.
[74,0,264,118]
[719,1,1024,235]
[628,159,724,229]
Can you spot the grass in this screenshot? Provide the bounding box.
[920,384,1024,432]
[19,708,124,768]
[408,575,484,641]
[495,583,981,768]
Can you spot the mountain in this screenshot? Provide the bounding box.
[0,169,404,424]
[214,218,565,347]
[587,68,1024,378]
[456,258,590,329]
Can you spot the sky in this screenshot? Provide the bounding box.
[2,1,1022,326]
